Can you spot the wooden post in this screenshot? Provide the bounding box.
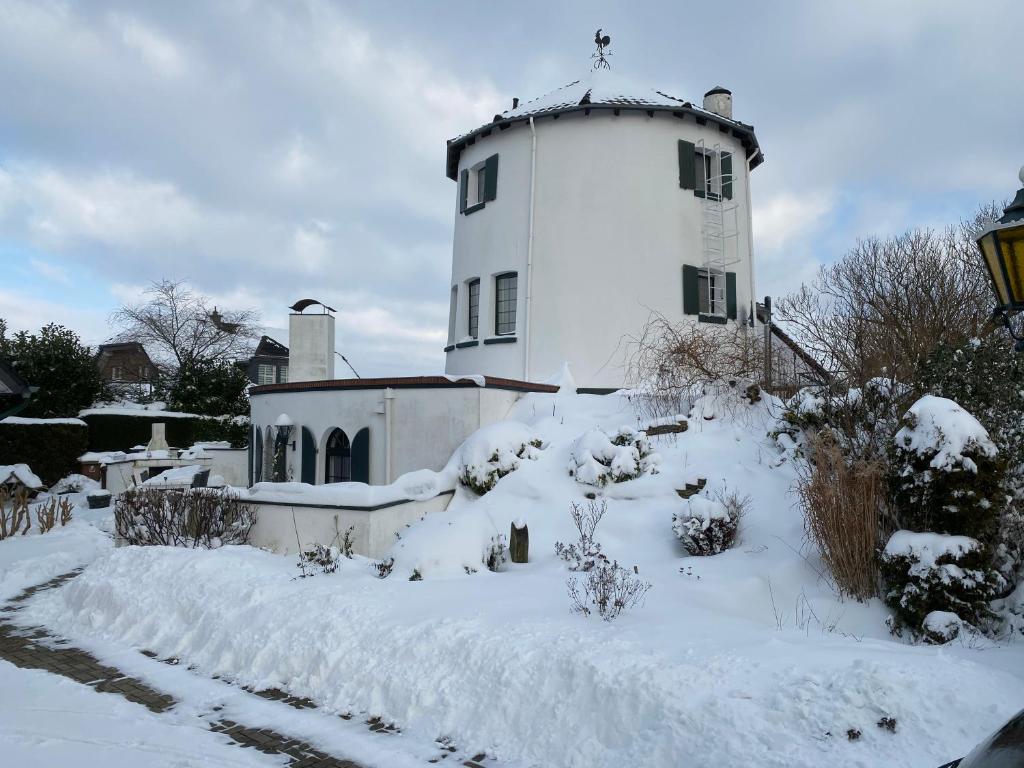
[510,520,529,563]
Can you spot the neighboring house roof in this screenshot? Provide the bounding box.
[446,70,763,180]
[252,336,289,358]
[0,359,28,396]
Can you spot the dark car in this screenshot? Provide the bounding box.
[938,709,1024,767]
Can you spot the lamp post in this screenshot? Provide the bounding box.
[976,167,1024,351]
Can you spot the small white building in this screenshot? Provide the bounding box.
[443,69,764,390]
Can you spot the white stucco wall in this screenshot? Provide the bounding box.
[247,492,454,559]
[203,448,248,487]
[249,384,522,487]
[445,110,757,389]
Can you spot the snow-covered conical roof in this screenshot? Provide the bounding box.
[445,68,762,180]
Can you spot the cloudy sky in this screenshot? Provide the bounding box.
[1,0,1021,376]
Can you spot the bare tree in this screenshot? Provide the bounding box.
[626,311,764,420]
[111,279,259,372]
[776,205,1001,388]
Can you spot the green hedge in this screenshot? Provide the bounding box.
[80,413,249,452]
[81,413,198,452]
[0,421,89,486]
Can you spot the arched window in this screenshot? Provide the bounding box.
[324,429,351,484]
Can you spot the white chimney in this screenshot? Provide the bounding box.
[703,86,733,119]
[147,422,169,453]
[288,309,336,382]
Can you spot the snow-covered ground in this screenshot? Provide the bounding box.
[5,389,1023,767]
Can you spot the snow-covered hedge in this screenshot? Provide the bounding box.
[879,530,1004,641]
[567,427,659,487]
[889,395,1003,547]
[457,421,543,496]
[672,494,741,556]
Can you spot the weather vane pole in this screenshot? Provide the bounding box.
[592,29,611,70]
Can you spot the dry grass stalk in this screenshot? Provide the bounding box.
[0,487,32,540]
[34,497,74,534]
[797,434,882,601]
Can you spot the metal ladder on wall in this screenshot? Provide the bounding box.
[697,140,741,314]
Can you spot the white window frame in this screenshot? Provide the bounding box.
[697,268,726,317]
[257,363,276,385]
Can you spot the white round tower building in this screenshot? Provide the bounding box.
[443,68,763,390]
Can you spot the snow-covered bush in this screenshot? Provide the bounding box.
[889,395,1003,546]
[484,534,508,572]
[773,378,908,463]
[920,333,1024,580]
[114,487,256,548]
[555,500,609,571]
[672,490,746,556]
[297,543,340,577]
[457,422,543,495]
[568,560,652,622]
[567,427,659,487]
[879,531,1004,641]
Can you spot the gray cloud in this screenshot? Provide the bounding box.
[1,0,1021,372]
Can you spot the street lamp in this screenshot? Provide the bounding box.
[977,166,1024,350]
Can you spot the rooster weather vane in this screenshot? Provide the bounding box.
[592,29,611,70]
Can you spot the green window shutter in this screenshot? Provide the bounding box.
[483,154,499,202]
[682,265,699,315]
[459,169,469,213]
[352,427,370,484]
[678,140,696,190]
[300,426,316,484]
[721,153,733,200]
[726,272,737,320]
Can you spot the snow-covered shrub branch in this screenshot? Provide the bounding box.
[114,487,255,548]
[879,532,1004,642]
[568,561,652,622]
[555,500,609,571]
[457,422,543,495]
[672,488,747,556]
[889,396,1003,545]
[568,427,659,487]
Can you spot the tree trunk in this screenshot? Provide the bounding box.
[510,521,529,563]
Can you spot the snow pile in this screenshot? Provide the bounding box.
[48,474,100,495]
[24,544,1022,768]
[0,416,87,426]
[0,464,44,490]
[894,395,996,472]
[457,420,542,495]
[179,441,231,460]
[13,388,1024,768]
[79,405,199,419]
[568,427,658,486]
[142,465,206,486]
[247,465,457,508]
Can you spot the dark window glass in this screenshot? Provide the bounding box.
[468,279,480,338]
[495,273,517,335]
[325,429,351,483]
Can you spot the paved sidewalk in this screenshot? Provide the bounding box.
[0,569,489,768]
